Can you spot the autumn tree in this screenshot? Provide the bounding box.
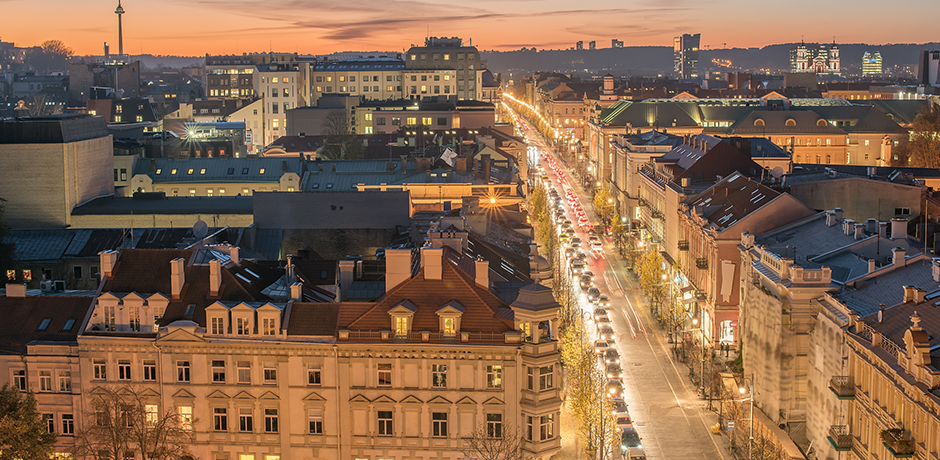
[71,386,195,460]
[638,251,668,317]
[892,106,940,167]
[593,188,613,221]
[462,422,530,460]
[0,383,57,460]
[26,40,73,74]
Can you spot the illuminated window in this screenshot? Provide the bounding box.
[189,189,196,197]
[259,168,266,174]
[23,270,31,281]
[272,77,278,83]
[187,169,194,175]
[377,363,392,386]
[486,365,502,388]
[178,406,193,430]
[432,364,447,388]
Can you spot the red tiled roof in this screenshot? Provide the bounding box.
[341,259,512,333]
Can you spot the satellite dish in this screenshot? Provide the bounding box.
[771,166,784,179]
[192,219,208,239]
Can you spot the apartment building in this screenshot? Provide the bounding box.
[310,59,404,104]
[405,37,482,101]
[75,244,562,460]
[130,157,304,197]
[255,62,311,148]
[205,53,298,99]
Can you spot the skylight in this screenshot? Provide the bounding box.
[38,318,52,331]
[62,319,76,330]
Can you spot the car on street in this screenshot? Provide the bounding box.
[570,240,582,249]
[620,426,641,449]
[591,240,603,251]
[604,347,621,365]
[586,287,601,303]
[565,228,576,237]
[592,307,607,317]
[597,325,614,341]
[594,340,610,355]
[598,295,611,308]
[606,362,623,379]
[569,259,585,275]
[595,315,611,328]
[606,378,624,398]
[580,274,594,288]
[577,251,588,262]
[564,247,575,258]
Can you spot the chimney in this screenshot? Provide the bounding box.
[230,247,240,265]
[891,218,907,240]
[99,250,118,277]
[892,247,906,267]
[421,247,443,280]
[914,287,927,304]
[331,163,336,172]
[866,218,877,234]
[878,221,888,238]
[869,259,877,273]
[150,159,156,171]
[854,223,864,240]
[903,286,915,303]
[933,258,940,282]
[400,155,408,172]
[290,282,303,301]
[385,249,412,293]
[833,208,844,221]
[825,211,836,227]
[170,258,186,299]
[209,259,222,297]
[475,257,489,289]
[338,260,355,301]
[843,219,855,236]
[285,255,295,283]
[4,284,27,298]
[482,154,492,184]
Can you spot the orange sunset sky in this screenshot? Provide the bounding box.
[3,0,937,56]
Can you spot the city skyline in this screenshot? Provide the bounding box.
[3,0,938,56]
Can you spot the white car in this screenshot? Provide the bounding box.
[594,340,610,355]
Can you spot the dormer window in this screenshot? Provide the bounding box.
[436,301,465,338]
[236,317,250,335]
[388,300,418,339]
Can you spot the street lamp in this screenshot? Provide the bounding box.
[739,374,755,460]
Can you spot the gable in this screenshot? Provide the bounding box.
[483,396,505,405]
[207,390,230,399]
[456,396,477,405]
[233,390,255,400]
[400,395,423,404]
[155,327,206,343]
[259,391,279,400]
[426,395,453,405]
[302,391,326,401]
[172,389,195,399]
[373,395,397,404]
[349,394,371,403]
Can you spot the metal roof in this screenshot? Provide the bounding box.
[136,158,304,183]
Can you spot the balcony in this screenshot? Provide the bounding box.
[827,425,852,452]
[678,240,689,251]
[696,258,708,269]
[881,429,914,458]
[828,376,855,400]
[651,210,664,220]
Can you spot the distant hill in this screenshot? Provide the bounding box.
[482,42,940,77]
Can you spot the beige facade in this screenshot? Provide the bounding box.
[0,115,115,228]
[255,63,310,148]
[228,99,266,154]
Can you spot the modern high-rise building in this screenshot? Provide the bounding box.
[674,33,700,79]
[588,41,596,50]
[790,42,841,75]
[612,39,623,48]
[862,51,883,75]
[917,50,940,88]
[576,41,583,50]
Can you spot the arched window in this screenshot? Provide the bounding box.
[785,118,796,127]
[816,155,821,164]
[826,154,831,164]
[754,119,765,127]
[817,119,828,127]
[795,155,801,163]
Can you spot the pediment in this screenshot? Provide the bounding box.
[400,395,423,404]
[207,390,230,399]
[139,388,161,397]
[259,391,279,400]
[373,395,396,404]
[388,300,418,315]
[437,300,465,315]
[483,396,505,405]
[456,396,477,405]
[88,386,111,395]
[426,395,452,405]
[302,392,326,401]
[233,390,255,400]
[349,393,371,403]
[156,327,206,343]
[123,292,146,301]
[172,389,195,399]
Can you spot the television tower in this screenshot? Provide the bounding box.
[115,0,125,56]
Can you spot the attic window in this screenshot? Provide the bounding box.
[185,304,196,316]
[817,119,827,127]
[312,184,320,189]
[227,168,234,175]
[38,318,52,331]
[155,169,162,175]
[326,183,333,189]
[171,169,178,175]
[785,118,796,127]
[187,169,194,175]
[259,168,266,174]
[242,168,249,174]
[62,319,76,331]
[754,119,765,127]
[200,169,207,175]
[320,270,328,279]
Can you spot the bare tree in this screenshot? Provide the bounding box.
[72,386,195,460]
[462,422,530,460]
[322,110,364,159]
[20,94,63,116]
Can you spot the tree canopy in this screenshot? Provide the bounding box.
[0,383,58,460]
[26,40,73,74]
[892,106,940,168]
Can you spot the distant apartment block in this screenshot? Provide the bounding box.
[674,33,700,79]
[612,39,623,48]
[862,51,883,75]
